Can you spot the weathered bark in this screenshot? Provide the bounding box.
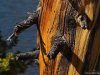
[38,0,100,75]
[15,50,39,61]
[7,11,39,41]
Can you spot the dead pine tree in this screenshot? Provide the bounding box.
[7,0,100,75]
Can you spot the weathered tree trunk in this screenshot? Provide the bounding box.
[38,0,100,75]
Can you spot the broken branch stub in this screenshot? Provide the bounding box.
[47,36,68,59]
[77,13,91,29]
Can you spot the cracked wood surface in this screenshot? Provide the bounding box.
[39,0,100,75]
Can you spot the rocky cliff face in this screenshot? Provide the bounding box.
[38,0,100,75]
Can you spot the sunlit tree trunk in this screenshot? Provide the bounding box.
[38,0,100,75]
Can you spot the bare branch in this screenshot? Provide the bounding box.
[14,50,40,61]
[14,11,39,35]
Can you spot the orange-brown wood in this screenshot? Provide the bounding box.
[38,0,100,75]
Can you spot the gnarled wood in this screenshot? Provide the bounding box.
[39,0,100,75]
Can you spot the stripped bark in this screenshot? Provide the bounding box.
[39,0,100,75]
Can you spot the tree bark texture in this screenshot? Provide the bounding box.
[38,0,100,75]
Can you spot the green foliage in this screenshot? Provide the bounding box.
[0,31,27,75]
[0,52,28,75]
[0,56,28,75]
[0,31,38,75]
[0,53,13,72]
